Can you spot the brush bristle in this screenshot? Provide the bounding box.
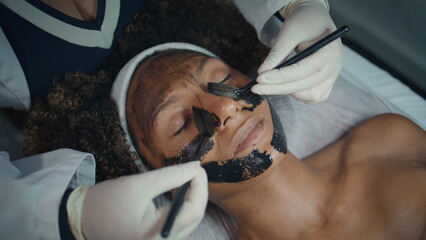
[207,82,239,100]
[192,107,216,137]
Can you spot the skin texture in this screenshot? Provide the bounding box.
[126,50,426,239]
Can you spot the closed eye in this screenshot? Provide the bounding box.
[219,74,233,84]
[173,113,193,136]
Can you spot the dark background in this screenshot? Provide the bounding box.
[329,0,426,99]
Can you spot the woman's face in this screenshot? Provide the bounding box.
[126,50,286,193]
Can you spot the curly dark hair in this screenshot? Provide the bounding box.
[23,0,270,182]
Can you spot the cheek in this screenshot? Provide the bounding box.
[137,142,164,169]
[241,93,265,112]
[163,137,215,166]
[271,128,287,154]
[201,101,286,183]
[163,140,198,166]
[202,149,273,183]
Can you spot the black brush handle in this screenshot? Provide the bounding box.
[161,134,208,238]
[276,25,349,69]
[161,181,190,238]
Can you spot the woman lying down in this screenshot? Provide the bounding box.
[28,42,426,239]
[112,43,425,239]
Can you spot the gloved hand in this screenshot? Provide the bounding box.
[253,0,343,103]
[70,161,208,240]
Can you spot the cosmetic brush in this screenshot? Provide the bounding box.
[161,107,215,238]
[208,25,350,100]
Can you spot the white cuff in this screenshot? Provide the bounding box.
[0,149,95,240]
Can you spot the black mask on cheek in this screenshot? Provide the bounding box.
[163,136,215,166]
[202,100,287,183]
[201,127,286,183]
[241,92,265,112]
[269,101,287,154]
[202,149,272,183]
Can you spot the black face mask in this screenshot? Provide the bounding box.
[202,101,287,183]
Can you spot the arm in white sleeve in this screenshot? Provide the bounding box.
[231,0,291,45]
[0,149,95,240]
[231,0,329,46]
[0,27,31,110]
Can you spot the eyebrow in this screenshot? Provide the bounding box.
[154,95,182,122]
[195,56,213,77]
[153,56,213,122]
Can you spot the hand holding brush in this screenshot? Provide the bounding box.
[161,107,215,238]
[208,25,349,101]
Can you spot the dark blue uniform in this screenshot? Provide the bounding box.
[0,0,146,97]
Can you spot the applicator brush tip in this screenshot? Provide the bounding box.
[207,82,240,100]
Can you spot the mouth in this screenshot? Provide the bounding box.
[233,117,264,156]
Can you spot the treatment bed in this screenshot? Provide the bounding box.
[182,44,426,239]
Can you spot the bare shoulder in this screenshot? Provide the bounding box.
[343,113,426,163]
[338,114,426,238]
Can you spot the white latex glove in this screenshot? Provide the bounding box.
[79,161,208,240]
[253,0,343,103]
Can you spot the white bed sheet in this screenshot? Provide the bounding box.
[341,45,426,129]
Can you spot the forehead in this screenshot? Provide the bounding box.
[125,50,214,152]
[133,50,210,84]
[128,50,213,107]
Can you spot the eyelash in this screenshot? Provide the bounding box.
[219,74,233,84]
[174,113,192,136]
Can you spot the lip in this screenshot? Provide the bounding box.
[232,116,264,156]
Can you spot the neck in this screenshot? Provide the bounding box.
[213,152,339,239]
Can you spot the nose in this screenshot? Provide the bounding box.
[199,93,241,131]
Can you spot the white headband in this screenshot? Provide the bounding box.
[111,42,217,168]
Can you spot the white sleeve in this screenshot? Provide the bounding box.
[0,149,96,240]
[231,0,291,46]
[0,27,31,110]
